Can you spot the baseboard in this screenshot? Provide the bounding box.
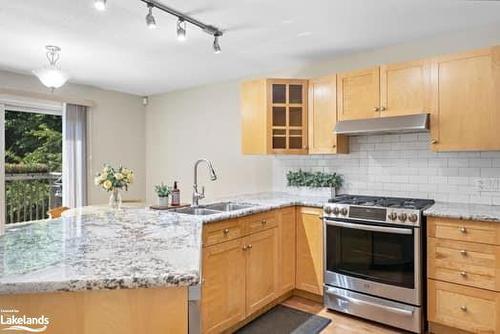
[429,322,473,334]
[293,289,323,303]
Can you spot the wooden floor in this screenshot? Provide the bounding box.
[282,296,406,334]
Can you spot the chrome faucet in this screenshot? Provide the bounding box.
[192,159,217,207]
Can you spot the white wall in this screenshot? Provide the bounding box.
[145,81,272,204]
[0,70,145,205]
[145,23,500,204]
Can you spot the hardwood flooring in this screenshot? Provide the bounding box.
[282,296,406,334]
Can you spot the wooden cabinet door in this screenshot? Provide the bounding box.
[296,207,324,295]
[245,228,279,315]
[337,67,380,121]
[202,238,246,334]
[308,75,348,154]
[380,60,431,117]
[430,46,500,151]
[268,79,308,154]
[277,207,296,295]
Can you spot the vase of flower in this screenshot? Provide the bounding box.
[95,164,134,209]
[155,182,171,207]
[109,189,122,209]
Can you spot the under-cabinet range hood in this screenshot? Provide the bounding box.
[334,113,430,136]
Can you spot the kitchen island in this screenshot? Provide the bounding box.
[0,192,329,334]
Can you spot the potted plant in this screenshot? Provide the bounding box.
[286,169,343,198]
[155,183,171,207]
[94,164,134,209]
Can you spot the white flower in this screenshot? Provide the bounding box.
[127,173,134,184]
[122,168,131,176]
[103,180,113,190]
[114,173,124,180]
[94,177,101,186]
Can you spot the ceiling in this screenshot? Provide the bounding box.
[0,0,499,95]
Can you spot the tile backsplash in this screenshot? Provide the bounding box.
[272,133,500,205]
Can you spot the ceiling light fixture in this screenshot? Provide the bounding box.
[32,45,69,92]
[213,33,221,54]
[94,0,107,11]
[145,4,156,29]
[94,1,223,52]
[177,18,186,41]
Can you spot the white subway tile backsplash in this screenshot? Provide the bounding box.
[273,133,500,204]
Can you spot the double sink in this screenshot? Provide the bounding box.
[169,202,257,216]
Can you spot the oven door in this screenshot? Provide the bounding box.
[324,219,421,306]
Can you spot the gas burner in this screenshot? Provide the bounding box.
[329,195,433,210]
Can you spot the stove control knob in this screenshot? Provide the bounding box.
[332,207,340,215]
[340,208,348,216]
[408,214,418,223]
[324,207,332,215]
[398,213,407,222]
[388,212,397,221]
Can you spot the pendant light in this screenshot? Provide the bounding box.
[32,45,69,91]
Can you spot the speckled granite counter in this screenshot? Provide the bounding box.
[0,192,327,295]
[424,201,500,222]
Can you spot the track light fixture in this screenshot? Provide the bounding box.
[145,4,156,29]
[177,18,186,41]
[93,0,223,52]
[94,0,107,11]
[213,33,221,54]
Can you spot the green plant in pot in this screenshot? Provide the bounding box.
[155,183,171,207]
[286,169,343,198]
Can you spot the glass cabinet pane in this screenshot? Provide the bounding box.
[272,84,286,104]
[272,107,286,126]
[288,84,303,104]
[289,107,302,127]
[289,137,303,149]
[272,129,286,149]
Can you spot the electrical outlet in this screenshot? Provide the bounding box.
[476,178,500,192]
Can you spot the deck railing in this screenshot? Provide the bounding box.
[5,173,62,224]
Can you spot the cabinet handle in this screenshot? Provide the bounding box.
[332,144,336,148]
[261,220,267,225]
[460,227,467,234]
[460,250,468,256]
[223,228,230,234]
[379,106,386,111]
[247,244,253,249]
[242,245,247,251]
[460,305,468,312]
[460,271,468,278]
[431,139,438,144]
[373,107,380,112]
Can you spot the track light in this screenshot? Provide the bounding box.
[94,0,107,11]
[145,4,156,29]
[213,33,221,54]
[177,19,186,41]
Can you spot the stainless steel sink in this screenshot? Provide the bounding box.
[204,202,256,212]
[170,207,221,216]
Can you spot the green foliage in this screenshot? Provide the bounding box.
[5,110,62,172]
[154,183,171,197]
[286,169,343,188]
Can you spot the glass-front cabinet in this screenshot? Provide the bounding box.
[241,78,308,155]
[269,80,308,153]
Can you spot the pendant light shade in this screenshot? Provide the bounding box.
[33,46,69,90]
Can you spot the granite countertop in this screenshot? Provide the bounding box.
[0,192,327,295]
[424,201,500,222]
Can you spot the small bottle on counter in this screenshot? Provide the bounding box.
[171,181,180,206]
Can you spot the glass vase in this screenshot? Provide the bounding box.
[109,189,122,209]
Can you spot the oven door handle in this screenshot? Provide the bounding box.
[326,287,414,317]
[324,220,413,235]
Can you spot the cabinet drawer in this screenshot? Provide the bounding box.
[428,237,500,291]
[428,217,500,245]
[203,219,243,247]
[428,279,499,333]
[242,210,279,235]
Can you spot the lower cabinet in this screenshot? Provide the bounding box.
[201,238,246,334]
[296,207,324,295]
[277,207,296,294]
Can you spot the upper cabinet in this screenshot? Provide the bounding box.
[241,79,308,155]
[308,75,348,154]
[430,47,500,152]
[337,67,380,121]
[337,61,431,121]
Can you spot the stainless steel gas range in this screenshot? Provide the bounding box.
[322,195,434,333]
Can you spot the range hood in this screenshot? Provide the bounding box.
[334,113,430,135]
